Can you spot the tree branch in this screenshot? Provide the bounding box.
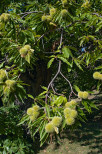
[60,72,78,101]
[51,83,64,96]
[18,11,42,15]
[45,30,63,104]
[45,60,61,104]
[92,13,102,18]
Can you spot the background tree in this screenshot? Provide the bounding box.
[0,0,102,152]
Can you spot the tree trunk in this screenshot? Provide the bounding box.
[21,60,51,97]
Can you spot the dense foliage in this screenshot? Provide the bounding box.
[0,0,102,152]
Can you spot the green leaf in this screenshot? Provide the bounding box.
[58,57,71,66]
[80,38,86,46]
[18,115,29,125]
[74,85,80,92]
[41,86,48,91]
[89,102,98,109]
[33,120,44,136]
[39,91,47,96]
[25,53,30,64]
[74,59,83,70]
[47,58,54,68]
[52,96,67,107]
[30,116,44,127]
[82,100,92,113]
[95,65,102,70]
[68,46,77,52]
[28,94,34,99]
[86,52,90,66]
[45,104,50,117]
[67,67,72,72]
[61,119,66,129]
[40,132,49,147]
[40,121,47,140]
[62,46,70,58]
[0,62,5,68]
[97,81,101,91]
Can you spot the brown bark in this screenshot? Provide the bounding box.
[21,61,51,97]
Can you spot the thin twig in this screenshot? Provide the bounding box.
[51,83,64,96]
[92,13,102,18]
[21,14,28,19]
[6,65,16,71]
[45,30,64,104]
[59,29,63,47]
[18,11,42,15]
[60,72,77,101]
[16,73,21,81]
[48,95,53,101]
[45,60,61,104]
[42,38,45,49]
[19,11,43,19]
[35,34,45,44]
